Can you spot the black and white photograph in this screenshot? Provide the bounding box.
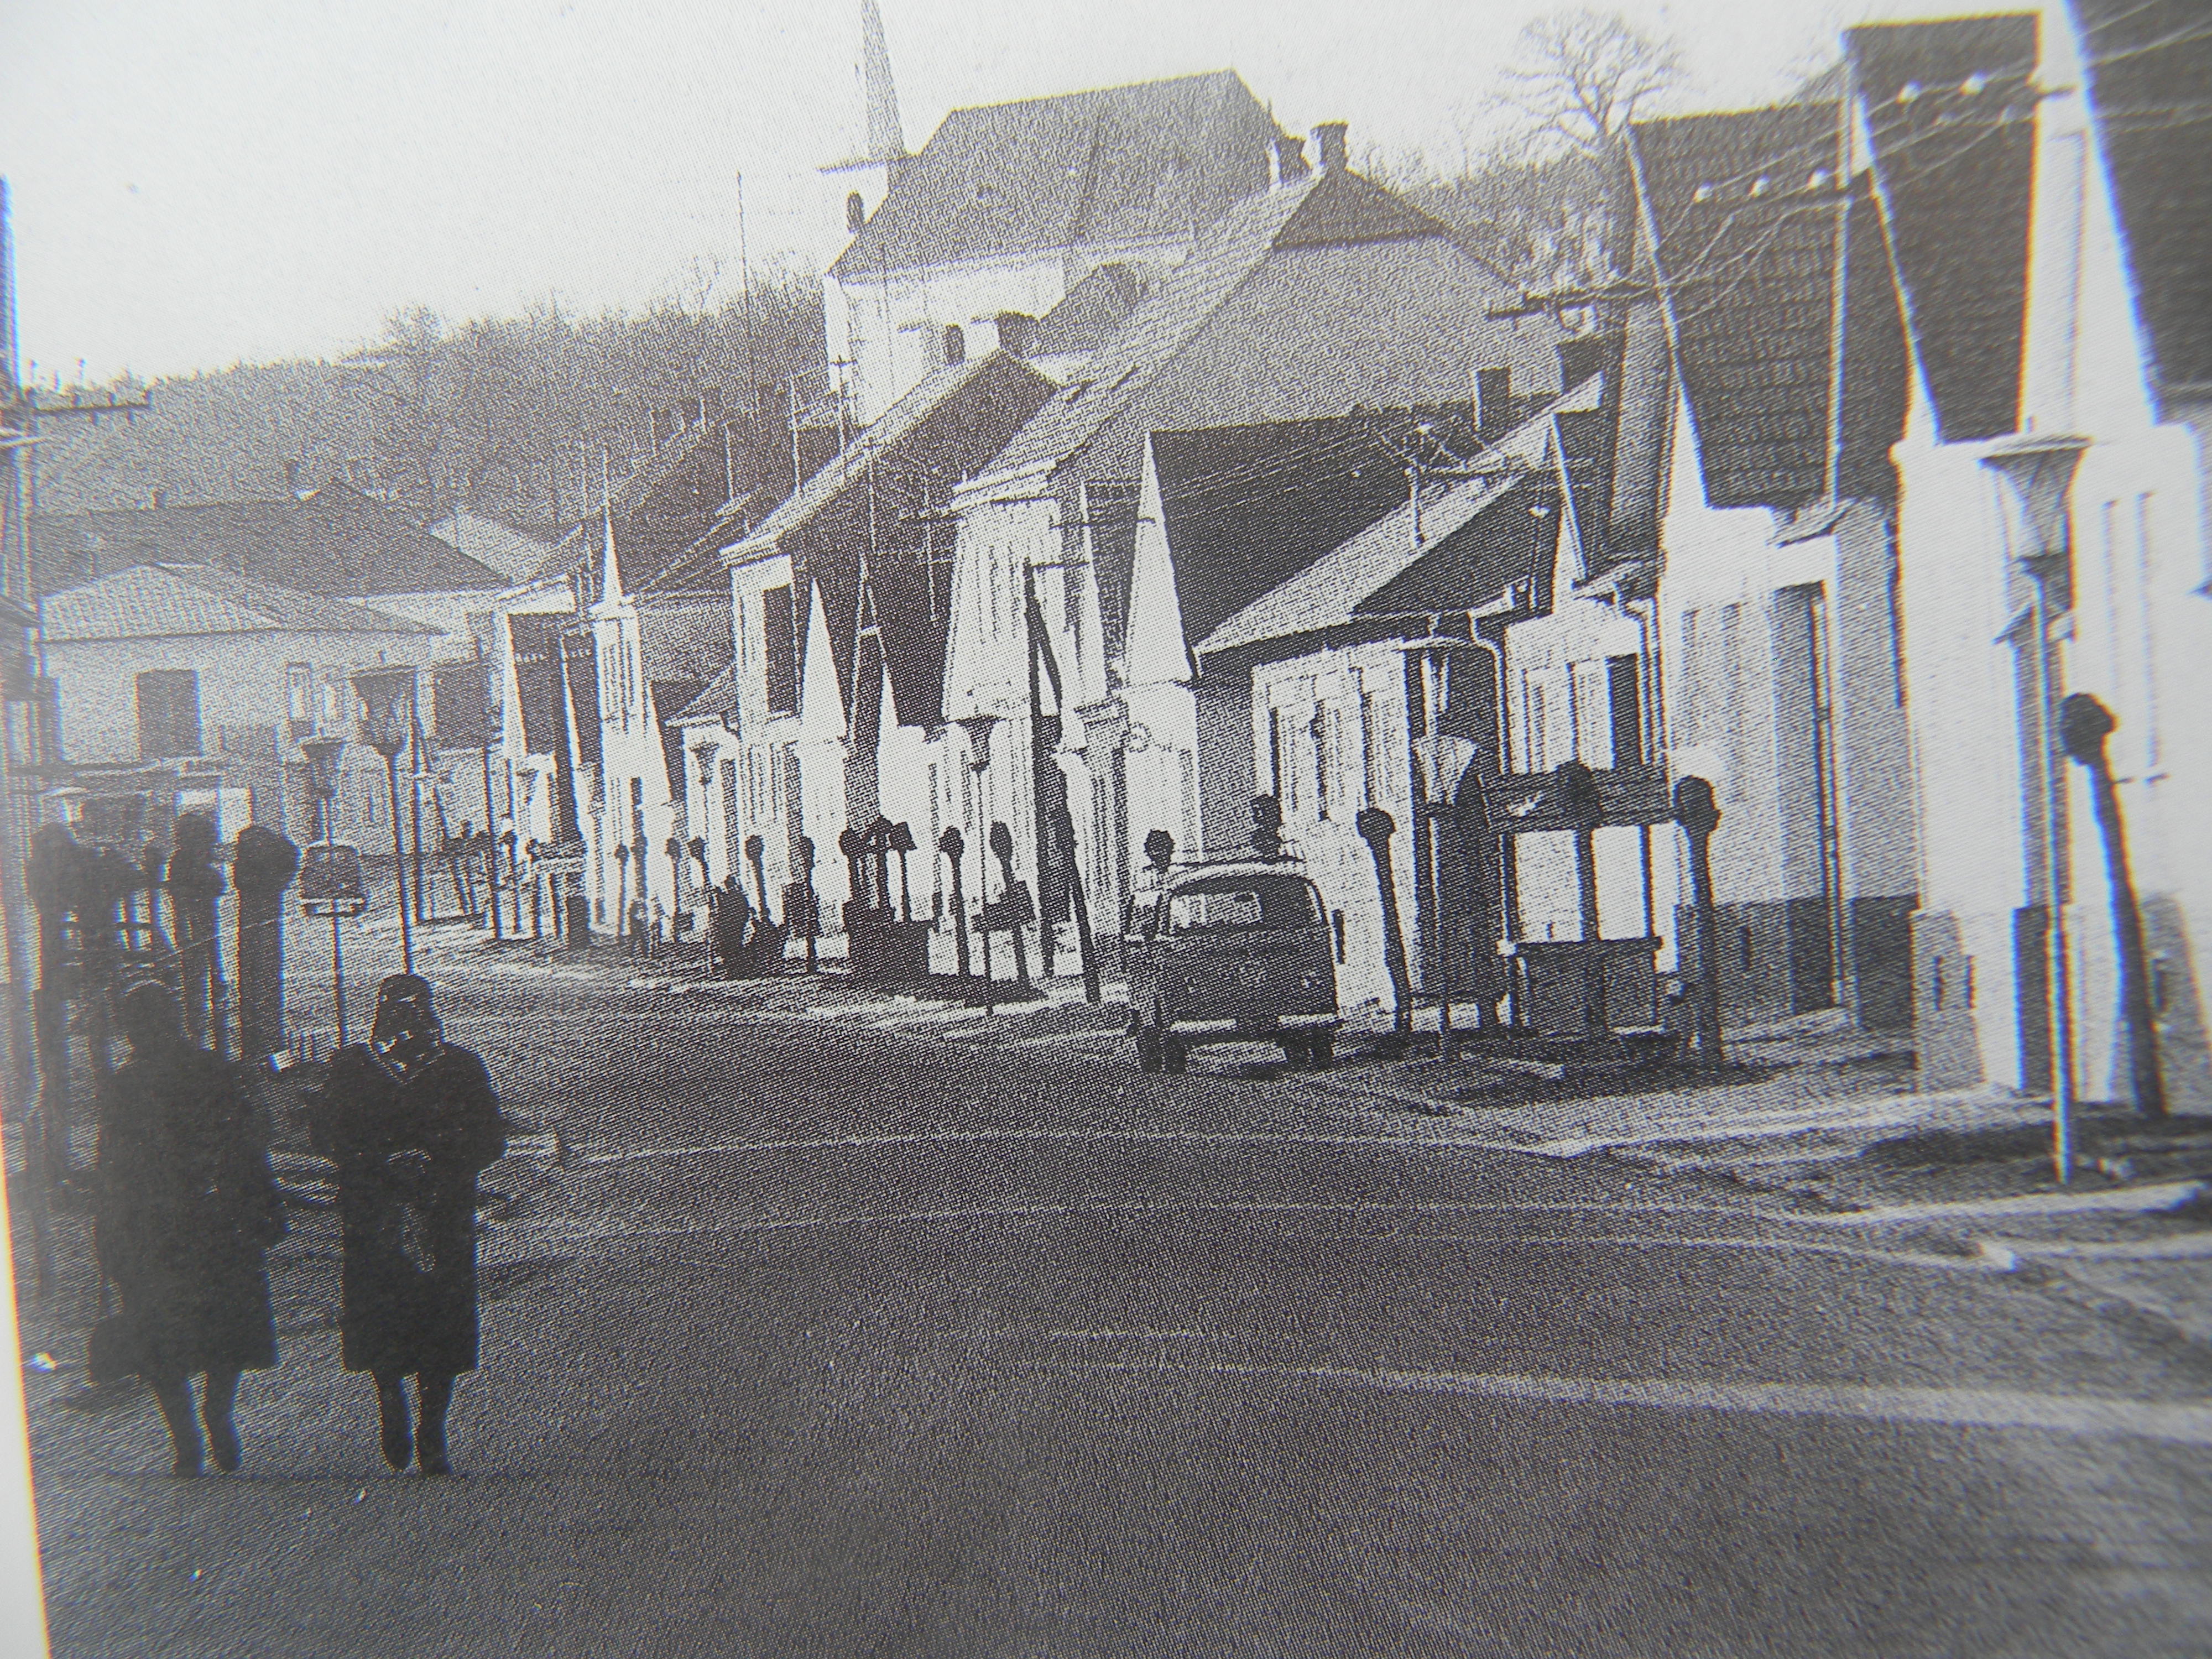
[1,0,2209,1651]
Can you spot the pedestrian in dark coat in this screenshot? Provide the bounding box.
[95,980,284,1477]
[315,974,504,1475]
[712,874,752,978]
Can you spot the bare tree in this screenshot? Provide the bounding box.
[1494,8,1686,163]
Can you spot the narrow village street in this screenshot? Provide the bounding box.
[18,937,2212,1658]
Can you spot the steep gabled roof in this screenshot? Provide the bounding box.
[431,510,556,583]
[729,352,1054,560]
[735,351,1058,733]
[1847,15,2039,443]
[1196,384,1580,656]
[830,71,1277,281]
[1631,104,1907,509]
[34,495,505,598]
[42,563,442,643]
[670,660,738,724]
[2072,0,2212,402]
[1151,409,1495,654]
[1026,262,1155,358]
[979,179,1319,483]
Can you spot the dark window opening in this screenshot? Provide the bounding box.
[762,583,798,716]
[1606,655,1644,768]
[136,669,201,759]
[943,324,966,366]
[846,191,865,234]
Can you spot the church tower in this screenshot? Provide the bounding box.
[820,0,907,274]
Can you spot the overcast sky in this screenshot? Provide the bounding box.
[0,0,2051,384]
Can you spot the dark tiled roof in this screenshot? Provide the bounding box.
[1631,105,1906,509]
[41,563,441,643]
[2073,0,2212,401]
[1271,169,1448,247]
[830,71,1277,281]
[34,489,505,598]
[982,180,1317,483]
[1151,410,1487,653]
[742,352,1058,733]
[671,660,738,722]
[636,604,734,684]
[1196,397,1570,655]
[985,165,1548,490]
[1027,262,1154,357]
[1847,15,2038,443]
[732,353,1053,558]
[534,411,833,592]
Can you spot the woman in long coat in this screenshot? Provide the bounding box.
[316,974,504,1475]
[96,980,285,1476]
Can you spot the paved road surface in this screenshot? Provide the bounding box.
[25,959,2212,1656]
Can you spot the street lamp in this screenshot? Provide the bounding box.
[300,734,353,1045]
[1411,729,1479,1056]
[1982,433,2090,1182]
[352,666,417,973]
[957,712,1003,997]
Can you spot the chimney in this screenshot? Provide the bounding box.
[1274,134,1311,185]
[995,311,1035,358]
[1313,122,1348,175]
[1474,369,1511,441]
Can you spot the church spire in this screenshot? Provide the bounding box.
[858,0,906,163]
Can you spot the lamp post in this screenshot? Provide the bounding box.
[301,734,351,1045]
[957,713,1001,1002]
[352,666,417,973]
[1411,731,1478,1057]
[1983,433,2089,1182]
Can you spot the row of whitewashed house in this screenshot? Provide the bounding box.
[492,1,2211,1110]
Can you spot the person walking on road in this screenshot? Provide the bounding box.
[94,980,285,1477]
[315,974,505,1475]
[712,874,752,978]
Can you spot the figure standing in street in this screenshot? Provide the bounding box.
[712,874,752,978]
[94,980,284,1477]
[315,975,505,1475]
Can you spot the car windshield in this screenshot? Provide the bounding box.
[1166,874,1319,936]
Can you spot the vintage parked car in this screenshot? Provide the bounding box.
[1123,860,1339,1073]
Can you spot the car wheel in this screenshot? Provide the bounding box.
[1162,1035,1188,1074]
[1136,1029,1163,1073]
[1309,1032,1335,1070]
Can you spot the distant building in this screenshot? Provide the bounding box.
[494,392,839,934]
[825,69,1281,425]
[36,562,444,840]
[34,484,507,644]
